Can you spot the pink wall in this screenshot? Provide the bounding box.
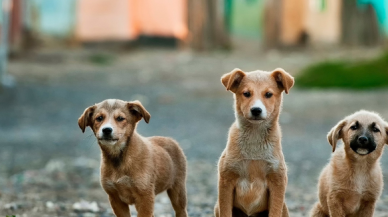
[76,0,136,41]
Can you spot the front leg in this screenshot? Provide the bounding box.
[135,192,155,217]
[109,195,131,217]
[356,200,376,217]
[267,171,288,217]
[215,175,236,217]
[327,193,346,217]
[282,203,289,217]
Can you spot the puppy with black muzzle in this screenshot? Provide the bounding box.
[310,110,388,217]
[78,99,188,217]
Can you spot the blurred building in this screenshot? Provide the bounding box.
[2,0,388,51]
[77,0,188,42]
[263,0,386,47]
[6,0,188,48]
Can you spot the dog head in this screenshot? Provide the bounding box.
[327,110,388,159]
[221,68,294,124]
[78,99,150,148]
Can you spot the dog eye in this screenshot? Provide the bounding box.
[243,92,251,98]
[265,92,273,98]
[372,127,380,133]
[96,116,103,122]
[116,116,125,122]
[350,125,358,130]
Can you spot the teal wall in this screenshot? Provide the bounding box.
[25,0,76,38]
[230,0,265,38]
[358,0,388,35]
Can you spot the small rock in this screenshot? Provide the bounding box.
[4,202,20,210]
[46,201,55,211]
[83,213,97,217]
[73,200,99,213]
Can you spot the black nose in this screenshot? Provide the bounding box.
[251,107,262,116]
[102,127,113,135]
[358,136,369,144]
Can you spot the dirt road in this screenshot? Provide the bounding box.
[1,48,388,216]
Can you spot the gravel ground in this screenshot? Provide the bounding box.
[1,47,388,216]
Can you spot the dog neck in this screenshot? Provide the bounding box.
[347,151,380,168]
[336,147,380,171]
[235,114,279,159]
[99,132,142,168]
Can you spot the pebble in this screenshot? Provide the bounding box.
[73,200,99,213]
[1,159,388,216]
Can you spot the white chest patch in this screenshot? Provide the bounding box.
[353,172,367,193]
[237,178,263,194]
[103,176,136,205]
[235,178,268,215]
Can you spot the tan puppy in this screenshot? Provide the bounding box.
[310,110,388,217]
[215,68,294,217]
[78,99,188,217]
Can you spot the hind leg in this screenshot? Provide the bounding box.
[167,182,188,217]
[310,202,328,217]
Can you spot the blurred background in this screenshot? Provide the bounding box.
[1,0,388,216]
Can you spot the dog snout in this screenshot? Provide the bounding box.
[357,136,369,145]
[102,127,113,135]
[251,107,262,116]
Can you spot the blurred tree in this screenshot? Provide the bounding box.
[341,0,381,46]
[187,0,230,50]
[263,0,282,49]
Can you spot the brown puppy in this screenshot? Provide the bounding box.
[78,99,188,217]
[310,110,388,217]
[215,68,294,217]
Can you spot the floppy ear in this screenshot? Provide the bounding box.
[78,105,96,133]
[271,68,294,94]
[385,125,388,145]
[127,100,151,123]
[327,120,347,152]
[221,68,246,93]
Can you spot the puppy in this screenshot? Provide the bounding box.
[215,68,294,217]
[310,110,388,217]
[78,99,188,217]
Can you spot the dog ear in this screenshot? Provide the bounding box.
[385,125,388,145]
[221,68,246,93]
[78,105,96,133]
[271,68,294,94]
[327,120,347,152]
[127,100,151,123]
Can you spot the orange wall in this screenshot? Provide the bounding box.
[135,0,188,40]
[280,0,308,45]
[76,0,187,41]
